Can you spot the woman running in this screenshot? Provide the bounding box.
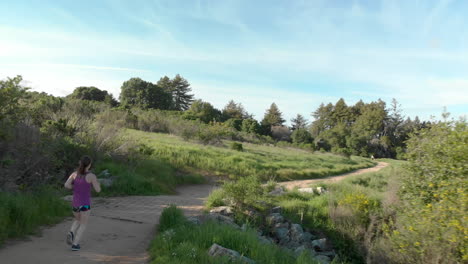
[64,155,101,251]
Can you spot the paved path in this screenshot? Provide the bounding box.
[279,162,389,190]
[0,184,214,264]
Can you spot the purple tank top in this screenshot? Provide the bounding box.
[72,173,92,207]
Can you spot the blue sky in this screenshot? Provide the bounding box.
[1,0,467,123]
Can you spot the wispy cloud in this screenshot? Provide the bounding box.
[0,0,467,121]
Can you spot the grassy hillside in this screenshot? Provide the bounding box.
[125,129,376,181]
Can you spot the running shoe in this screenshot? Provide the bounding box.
[71,244,80,251]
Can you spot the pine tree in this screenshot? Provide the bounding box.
[170,74,194,111]
[222,100,249,120]
[261,103,285,127]
[290,114,308,130]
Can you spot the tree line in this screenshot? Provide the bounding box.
[3,74,430,159]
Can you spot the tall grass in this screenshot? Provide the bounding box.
[150,206,319,264]
[0,187,69,246]
[125,129,375,181]
[94,159,205,196]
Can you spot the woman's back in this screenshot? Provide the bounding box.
[72,173,92,207]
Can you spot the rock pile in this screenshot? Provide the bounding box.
[206,206,336,264]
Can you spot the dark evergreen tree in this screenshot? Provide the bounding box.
[261,103,285,127]
[290,114,308,130]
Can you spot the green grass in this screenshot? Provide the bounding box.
[94,158,205,196]
[125,129,376,181]
[150,206,319,264]
[0,187,70,246]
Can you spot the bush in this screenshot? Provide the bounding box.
[387,119,468,263]
[291,128,313,144]
[230,142,243,151]
[0,187,69,245]
[205,189,226,208]
[158,205,188,232]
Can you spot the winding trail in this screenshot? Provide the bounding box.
[0,162,388,264]
[279,161,389,190]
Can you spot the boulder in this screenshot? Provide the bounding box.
[298,187,314,193]
[294,245,317,257]
[208,213,240,229]
[273,227,290,242]
[258,236,274,244]
[98,177,115,187]
[209,206,233,216]
[186,216,201,225]
[270,206,282,214]
[289,224,304,242]
[268,187,286,196]
[311,238,328,251]
[316,187,327,194]
[266,213,284,226]
[208,243,255,264]
[314,255,331,264]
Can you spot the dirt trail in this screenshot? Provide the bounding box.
[279,161,389,190]
[0,162,388,264]
[0,184,215,264]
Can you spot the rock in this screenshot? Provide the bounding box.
[98,177,115,187]
[209,206,233,216]
[316,187,327,194]
[266,213,284,226]
[298,187,314,193]
[268,187,286,196]
[62,195,73,202]
[311,238,328,251]
[301,231,314,242]
[274,222,289,229]
[273,227,290,242]
[208,213,240,229]
[186,216,200,225]
[314,255,331,264]
[320,251,336,259]
[289,224,304,241]
[270,206,282,214]
[208,243,255,264]
[98,169,112,178]
[294,245,317,257]
[258,236,274,244]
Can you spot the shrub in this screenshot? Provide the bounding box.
[158,205,188,232]
[291,128,313,144]
[205,189,226,208]
[230,142,243,151]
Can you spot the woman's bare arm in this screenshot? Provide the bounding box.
[64,173,76,189]
[88,174,101,193]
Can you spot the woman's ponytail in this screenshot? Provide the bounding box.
[77,156,92,177]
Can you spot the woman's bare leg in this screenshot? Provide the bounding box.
[73,210,90,245]
[70,212,81,234]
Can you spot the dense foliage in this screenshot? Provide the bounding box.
[311,98,428,158]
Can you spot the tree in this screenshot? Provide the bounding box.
[291,128,313,144]
[0,75,29,124]
[184,99,221,123]
[241,118,261,134]
[222,100,249,120]
[261,103,285,127]
[119,78,171,109]
[68,86,118,106]
[310,103,334,137]
[291,114,308,130]
[169,74,194,111]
